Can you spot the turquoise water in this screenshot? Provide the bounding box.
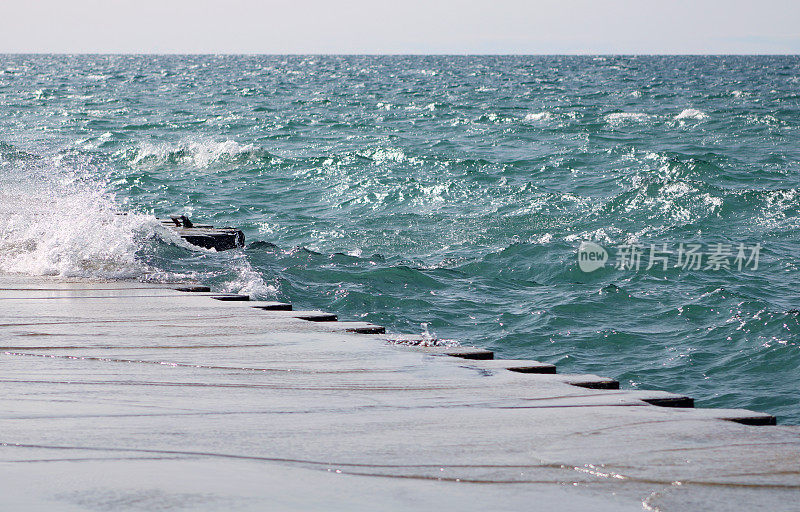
[1,55,799,422]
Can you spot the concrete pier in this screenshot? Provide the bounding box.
[1,273,799,511]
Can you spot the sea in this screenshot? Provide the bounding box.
[1,55,799,422]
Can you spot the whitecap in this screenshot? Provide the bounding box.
[523,111,552,122]
[674,108,708,121]
[531,233,553,244]
[357,147,419,165]
[604,112,649,124]
[481,112,513,124]
[126,139,256,168]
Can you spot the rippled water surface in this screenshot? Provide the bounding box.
[1,55,799,421]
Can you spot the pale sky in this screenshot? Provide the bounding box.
[1,0,799,54]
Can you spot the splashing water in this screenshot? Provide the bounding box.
[0,158,161,278]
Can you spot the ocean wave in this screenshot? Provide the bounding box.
[522,111,553,123]
[599,154,726,225]
[355,147,418,165]
[674,108,708,121]
[122,139,259,168]
[604,112,649,124]
[0,163,159,278]
[743,113,782,126]
[221,251,278,299]
[476,113,515,124]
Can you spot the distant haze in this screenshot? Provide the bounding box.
[1,0,799,54]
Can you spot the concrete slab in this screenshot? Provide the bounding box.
[459,358,557,374]
[0,273,797,511]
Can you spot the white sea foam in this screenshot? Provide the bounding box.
[481,112,514,124]
[531,233,553,244]
[222,252,278,299]
[523,111,552,122]
[0,163,160,278]
[674,108,708,121]
[604,112,649,124]
[564,228,620,244]
[127,139,256,168]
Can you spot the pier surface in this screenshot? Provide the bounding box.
[1,274,799,511]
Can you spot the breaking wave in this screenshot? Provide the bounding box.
[523,111,553,123]
[674,108,708,120]
[0,142,281,298]
[0,158,161,278]
[121,139,259,168]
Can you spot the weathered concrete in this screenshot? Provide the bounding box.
[0,273,798,511]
